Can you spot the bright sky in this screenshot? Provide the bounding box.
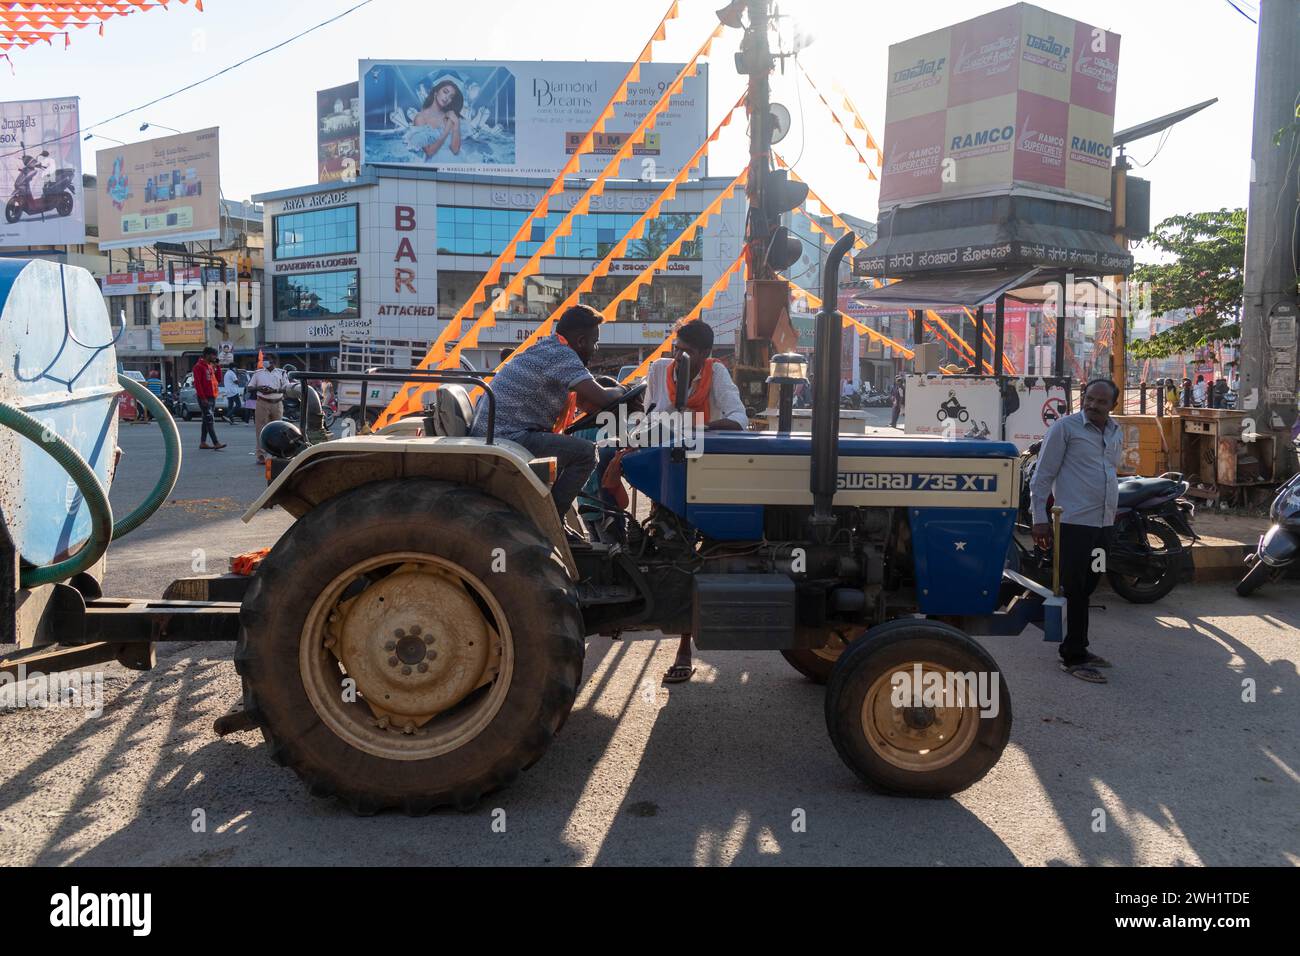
[1,0,1260,255]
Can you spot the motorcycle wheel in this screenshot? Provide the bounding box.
[937,409,948,422]
[1107,520,1182,604]
[958,410,970,423]
[4,199,22,224]
[56,193,73,217]
[1236,558,1280,597]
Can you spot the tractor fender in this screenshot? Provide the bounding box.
[241,435,576,576]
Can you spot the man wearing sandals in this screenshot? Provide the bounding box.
[1030,379,1122,684]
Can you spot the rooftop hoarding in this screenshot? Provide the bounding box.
[359,60,708,178]
[0,96,86,247]
[317,81,361,184]
[95,127,221,250]
[879,2,1119,211]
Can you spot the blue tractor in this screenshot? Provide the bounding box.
[2,236,1064,815]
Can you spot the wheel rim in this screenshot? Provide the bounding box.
[299,551,514,761]
[861,661,982,772]
[803,626,861,664]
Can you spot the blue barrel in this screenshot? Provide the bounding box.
[0,258,121,567]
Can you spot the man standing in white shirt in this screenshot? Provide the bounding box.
[249,356,289,464]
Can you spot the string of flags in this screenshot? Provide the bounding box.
[374,0,686,425]
[619,253,748,385]
[0,1,202,66]
[795,60,879,180]
[435,21,729,381]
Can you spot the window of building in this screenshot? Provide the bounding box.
[436,206,702,261]
[435,270,702,325]
[132,296,151,327]
[272,270,360,322]
[273,204,359,260]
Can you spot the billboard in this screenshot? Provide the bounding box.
[95,127,221,249]
[0,96,85,246]
[317,82,361,183]
[360,60,707,178]
[879,2,1119,210]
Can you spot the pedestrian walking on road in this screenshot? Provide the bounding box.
[889,374,905,429]
[249,356,289,464]
[192,348,226,450]
[1029,379,1122,684]
[224,365,245,422]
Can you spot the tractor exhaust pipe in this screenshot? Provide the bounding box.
[809,231,857,538]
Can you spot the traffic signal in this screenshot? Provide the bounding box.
[767,225,802,271]
[762,168,808,226]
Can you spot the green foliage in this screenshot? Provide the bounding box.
[1129,208,1245,360]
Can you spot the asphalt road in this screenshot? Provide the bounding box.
[1,417,1297,867]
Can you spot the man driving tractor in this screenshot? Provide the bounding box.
[469,304,625,518]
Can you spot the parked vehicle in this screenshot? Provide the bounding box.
[337,339,478,427]
[5,146,76,224]
[1237,437,1300,596]
[1014,440,1197,603]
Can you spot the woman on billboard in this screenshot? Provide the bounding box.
[403,76,463,159]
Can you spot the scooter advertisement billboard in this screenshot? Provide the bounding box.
[0,96,85,247]
[95,127,221,250]
[360,60,707,178]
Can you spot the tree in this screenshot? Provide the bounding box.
[1128,208,1246,360]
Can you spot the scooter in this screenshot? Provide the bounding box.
[1014,441,1197,603]
[1236,437,1300,596]
[5,147,76,224]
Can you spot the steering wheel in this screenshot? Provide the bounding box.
[564,382,648,435]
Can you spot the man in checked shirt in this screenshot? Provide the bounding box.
[1030,379,1123,684]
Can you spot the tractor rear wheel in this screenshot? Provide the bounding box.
[780,625,862,684]
[236,478,583,814]
[825,619,1011,797]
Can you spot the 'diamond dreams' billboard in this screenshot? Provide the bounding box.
[360,60,707,179]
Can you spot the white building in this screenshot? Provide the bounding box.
[252,167,748,373]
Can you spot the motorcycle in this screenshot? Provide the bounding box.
[1236,437,1300,596]
[5,147,76,224]
[1014,441,1197,603]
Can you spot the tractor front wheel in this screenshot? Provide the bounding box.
[825,619,1011,797]
[236,479,583,814]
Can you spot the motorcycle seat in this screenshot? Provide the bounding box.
[1118,476,1181,507]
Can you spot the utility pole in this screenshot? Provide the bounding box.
[720,0,806,408]
[744,0,772,282]
[1240,0,1300,433]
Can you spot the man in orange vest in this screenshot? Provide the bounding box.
[644,320,748,432]
[644,320,747,683]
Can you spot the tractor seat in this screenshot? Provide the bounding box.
[1117,476,1180,507]
[431,384,475,437]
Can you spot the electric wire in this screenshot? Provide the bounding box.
[1223,0,1257,23]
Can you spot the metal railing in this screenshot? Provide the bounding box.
[288,370,498,444]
